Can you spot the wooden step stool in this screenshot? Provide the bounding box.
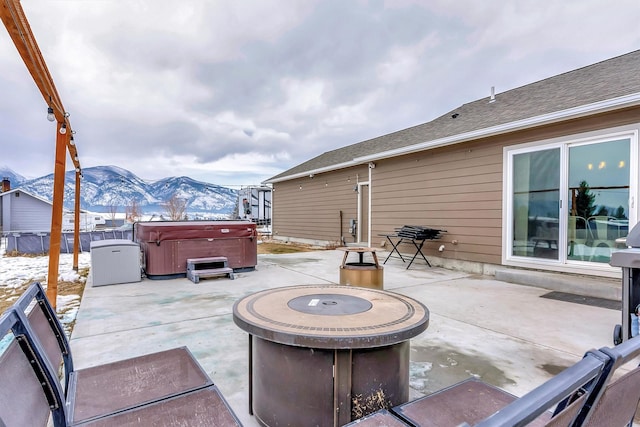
[186,256,235,283]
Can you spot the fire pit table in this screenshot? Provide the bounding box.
[232,284,429,427]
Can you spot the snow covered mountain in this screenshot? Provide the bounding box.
[1,165,238,217]
[0,166,27,186]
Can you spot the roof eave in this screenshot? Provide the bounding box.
[354,92,640,163]
[265,91,640,184]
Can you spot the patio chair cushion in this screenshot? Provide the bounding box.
[342,409,410,426]
[74,385,241,426]
[67,347,213,424]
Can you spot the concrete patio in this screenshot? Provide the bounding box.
[69,249,622,426]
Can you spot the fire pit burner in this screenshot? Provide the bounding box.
[288,294,372,315]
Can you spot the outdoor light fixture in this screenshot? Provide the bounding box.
[64,112,70,118]
[47,107,55,122]
[69,135,75,145]
[59,123,67,134]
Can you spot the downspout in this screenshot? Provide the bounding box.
[339,210,344,246]
[368,162,375,246]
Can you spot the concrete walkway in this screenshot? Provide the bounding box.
[70,249,622,426]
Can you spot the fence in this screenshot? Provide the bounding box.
[2,230,133,254]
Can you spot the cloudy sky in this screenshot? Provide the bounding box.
[1,1,639,188]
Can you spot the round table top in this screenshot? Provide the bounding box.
[232,285,429,349]
[337,246,377,253]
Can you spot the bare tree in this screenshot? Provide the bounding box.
[230,200,239,220]
[107,198,119,228]
[162,193,188,220]
[125,199,142,223]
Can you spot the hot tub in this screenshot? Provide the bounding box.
[135,221,257,279]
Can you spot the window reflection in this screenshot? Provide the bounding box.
[567,139,630,263]
[512,148,560,259]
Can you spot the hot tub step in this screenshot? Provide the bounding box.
[187,257,234,283]
[187,267,234,283]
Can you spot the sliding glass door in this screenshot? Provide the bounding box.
[567,139,630,263]
[512,148,560,260]
[508,132,633,267]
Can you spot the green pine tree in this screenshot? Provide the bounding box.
[575,180,595,218]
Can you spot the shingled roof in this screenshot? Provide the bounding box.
[266,49,640,183]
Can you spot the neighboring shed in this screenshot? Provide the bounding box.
[0,188,55,233]
[265,49,640,279]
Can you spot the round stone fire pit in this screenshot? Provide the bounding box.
[233,284,429,426]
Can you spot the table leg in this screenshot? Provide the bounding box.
[371,251,380,267]
[407,240,430,269]
[383,237,405,264]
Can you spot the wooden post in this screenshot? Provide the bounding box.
[2,0,84,302]
[46,123,68,308]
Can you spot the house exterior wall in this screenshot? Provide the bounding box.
[271,107,640,275]
[370,140,504,265]
[272,165,369,245]
[3,191,52,232]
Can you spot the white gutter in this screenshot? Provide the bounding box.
[264,160,360,184]
[266,92,640,184]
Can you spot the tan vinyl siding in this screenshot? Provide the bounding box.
[271,107,640,267]
[273,166,368,244]
[371,139,504,265]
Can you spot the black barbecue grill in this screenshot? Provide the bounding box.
[396,225,443,240]
[380,225,445,269]
[610,222,640,344]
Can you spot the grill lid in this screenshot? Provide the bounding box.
[625,222,640,247]
[610,222,640,268]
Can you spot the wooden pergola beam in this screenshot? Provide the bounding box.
[1,0,83,308]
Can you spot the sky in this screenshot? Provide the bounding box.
[1,1,639,189]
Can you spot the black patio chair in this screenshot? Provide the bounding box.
[391,349,611,427]
[0,308,66,426]
[6,282,242,426]
[580,335,640,427]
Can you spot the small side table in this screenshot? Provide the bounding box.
[337,246,384,289]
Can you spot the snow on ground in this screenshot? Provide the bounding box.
[0,248,91,336]
[0,252,90,289]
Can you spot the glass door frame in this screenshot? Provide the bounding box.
[503,126,638,275]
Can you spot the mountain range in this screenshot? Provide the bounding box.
[0,165,239,218]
